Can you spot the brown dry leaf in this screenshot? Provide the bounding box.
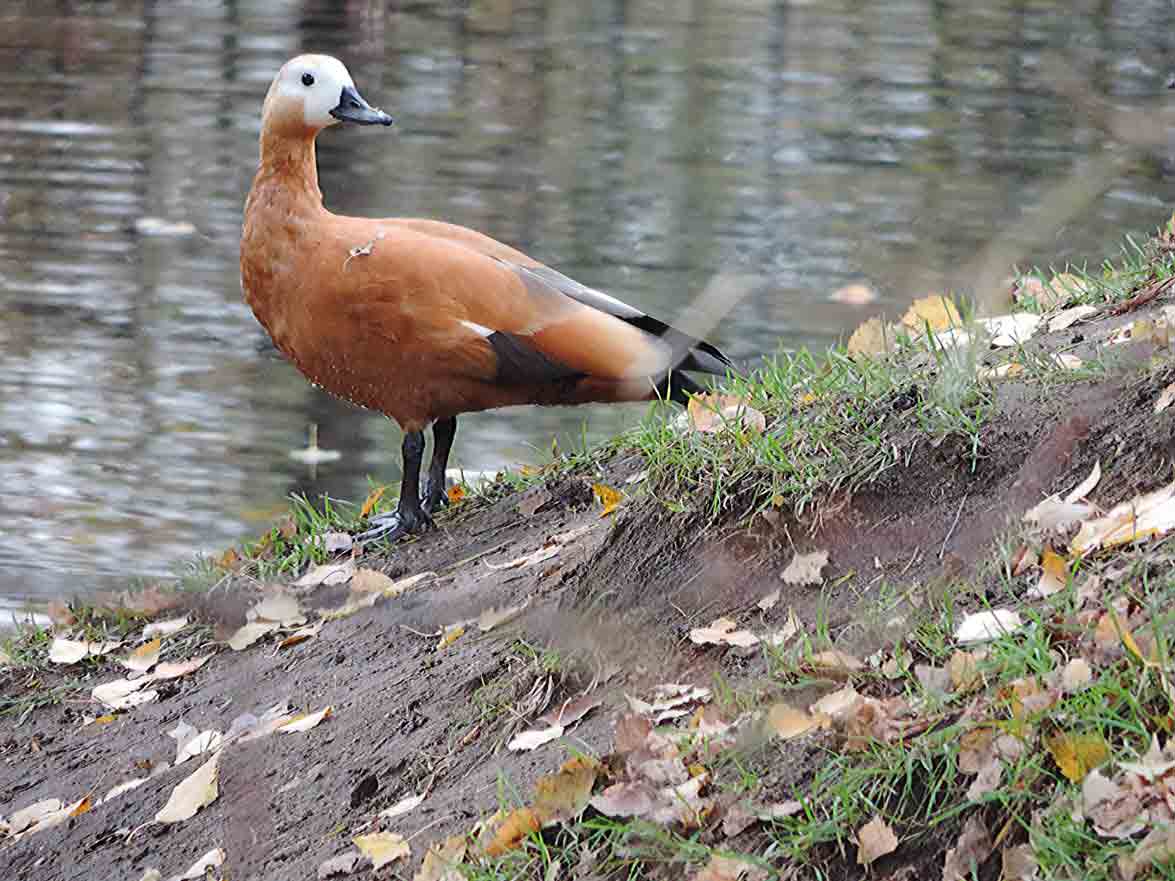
[253,592,306,626]
[767,703,824,739]
[942,815,993,881]
[359,485,387,519]
[1083,768,1146,838]
[1031,548,1069,599]
[49,637,122,665]
[756,589,780,612]
[538,693,603,727]
[689,617,760,649]
[278,620,324,649]
[847,316,894,357]
[318,851,361,879]
[353,832,410,869]
[592,483,623,517]
[278,705,332,733]
[151,655,209,680]
[118,638,161,673]
[1060,658,1093,693]
[155,750,221,824]
[1001,843,1039,881]
[532,763,598,827]
[977,361,1024,381]
[142,616,189,640]
[507,724,564,752]
[780,549,830,586]
[1048,303,1099,332]
[46,599,76,629]
[1044,272,1091,307]
[414,836,467,881]
[687,394,766,435]
[902,294,962,333]
[1118,824,1175,881]
[483,808,541,856]
[856,815,899,866]
[348,568,396,593]
[808,649,865,676]
[92,677,158,711]
[293,560,355,588]
[1046,731,1109,783]
[693,855,764,881]
[1156,382,1175,414]
[810,685,862,722]
[227,621,279,651]
[947,651,983,693]
[1071,480,1175,555]
[436,623,466,651]
[590,782,657,818]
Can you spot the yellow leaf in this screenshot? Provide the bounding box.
[447,484,467,504]
[593,483,623,517]
[120,638,161,674]
[69,796,92,817]
[93,714,118,725]
[900,294,962,333]
[353,831,410,869]
[796,391,819,407]
[1045,731,1109,783]
[415,835,467,881]
[847,316,893,357]
[856,815,899,865]
[947,651,982,693]
[216,547,242,572]
[483,807,540,857]
[532,763,598,827]
[687,393,766,434]
[767,703,823,739]
[359,485,387,518]
[437,623,465,651]
[1035,548,1069,598]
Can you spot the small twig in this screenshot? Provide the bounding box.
[939,492,968,560]
[397,624,437,639]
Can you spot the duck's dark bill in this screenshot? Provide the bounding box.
[330,85,393,126]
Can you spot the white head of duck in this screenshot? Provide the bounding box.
[261,54,393,136]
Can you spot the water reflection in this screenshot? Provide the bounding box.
[0,0,1173,599]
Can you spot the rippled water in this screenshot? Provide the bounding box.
[1,0,1174,601]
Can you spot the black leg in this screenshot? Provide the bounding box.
[422,417,457,514]
[355,430,434,543]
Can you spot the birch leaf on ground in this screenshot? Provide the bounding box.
[1049,304,1099,332]
[92,678,158,710]
[252,592,305,626]
[278,620,323,649]
[507,724,564,752]
[1046,731,1110,783]
[293,560,355,588]
[175,848,225,880]
[1065,460,1101,504]
[353,832,410,869]
[689,617,760,649]
[781,550,829,585]
[768,703,824,739]
[379,793,425,820]
[348,568,396,593]
[155,751,221,824]
[807,649,865,676]
[983,312,1042,347]
[1030,548,1069,599]
[277,706,332,733]
[142,617,189,640]
[152,655,209,680]
[687,394,766,435]
[414,836,467,881]
[436,623,466,651]
[49,637,122,665]
[1071,481,1175,555]
[590,782,657,818]
[942,815,993,881]
[318,852,361,879]
[532,762,598,827]
[593,483,623,516]
[538,693,603,727]
[8,798,63,834]
[227,621,279,651]
[856,815,899,866]
[120,638,160,673]
[901,294,962,332]
[847,317,894,357]
[175,730,223,765]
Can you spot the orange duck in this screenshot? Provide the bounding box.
[241,55,734,543]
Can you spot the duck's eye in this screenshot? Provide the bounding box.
[301,73,315,87]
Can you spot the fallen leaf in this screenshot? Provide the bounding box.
[353,832,410,869]
[294,560,355,588]
[227,621,279,651]
[1043,272,1090,307]
[92,678,158,710]
[1000,843,1039,881]
[414,836,467,881]
[1083,767,1145,838]
[1052,352,1084,370]
[942,814,993,881]
[686,393,767,436]
[955,610,1023,644]
[768,703,823,739]
[1065,461,1102,505]
[689,617,760,649]
[756,589,780,612]
[151,655,209,680]
[483,808,541,856]
[902,294,962,333]
[593,483,623,516]
[102,777,149,804]
[533,762,598,827]
[693,855,763,880]
[46,599,76,629]
[318,851,362,879]
[807,649,865,676]
[120,638,161,673]
[1071,480,1175,556]
[947,651,983,693]
[175,848,225,880]
[984,313,1042,347]
[539,693,603,727]
[379,793,425,820]
[436,623,466,651]
[507,724,564,752]
[1046,731,1109,783]
[856,815,899,866]
[978,361,1024,381]
[278,620,324,649]
[1030,548,1069,599]
[252,592,306,626]
[847,316,895,357]
[590,782,657,818]
[142,617,189,640]
[1022,496,1095,532]
[810,685,862,720]
[8,798,64,834]
[915,664,952,698]
[759,800,805,820]
[277,705,332,733]
[1118,825,1175,881]
[780,550,830,585]
[155,750,221,824]
[175,728,223,766]
[359,486,387,518]
[764,609,802,646]
[49,637,122,665]
[1060,658,1092,693]
[1049,303,1099,332]
[1157,382,1175,414]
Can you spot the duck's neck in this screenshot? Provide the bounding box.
[254,129,324,209]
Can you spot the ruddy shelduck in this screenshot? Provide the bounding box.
[241,55,733,543]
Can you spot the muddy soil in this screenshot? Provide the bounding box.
[3,296,1175,881]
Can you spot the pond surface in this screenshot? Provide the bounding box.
[1,0,1174,602]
